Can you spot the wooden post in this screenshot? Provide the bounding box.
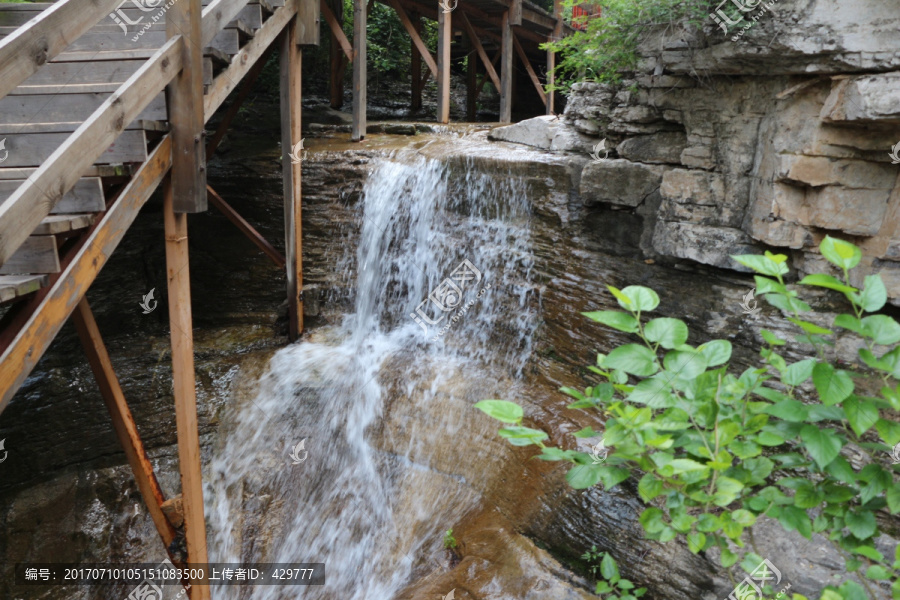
[325,0,347,108]
[297,0,321,45]
[499,10,513,123]
[71,299,177,556]
[509,0,522,25]
[351,0,366,141]
[280,21,304,340]
[411,14,422,112]
[162,176,210,598]
[466,48,477,121]
[166,0,206,213]
[547,0,562,115]
[436,4,451,124]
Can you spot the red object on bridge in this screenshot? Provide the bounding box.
[571,4,601,30]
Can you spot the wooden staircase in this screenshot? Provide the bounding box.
[0,0,278,303]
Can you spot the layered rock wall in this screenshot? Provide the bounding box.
[490,0,900,301]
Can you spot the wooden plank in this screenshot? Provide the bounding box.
[467,46,477,121]
[161,175,210,596]
[207,185,285,267]
[513,33,546,104]
[167,0,207,214]
[202,0,253,47]
[0,92,166,125]
[499,11,512,123]
[33,214,95,235]
[386,0,437,78]
[509,0,522,25]
[436,3,451,124]
[0,135,172,414]
[280,22,304,338]
[0,274,47,303]
[351,0,366,141]
[27,57,214,87]
[0,130,147,168]
[0,165,129,180]
[296,0,320,45]
[320,0,352,61]
[0,236,59,275]
[0,178,104,214]
[0,120,165,134]
[460,12,500,92]
[204,0,299,117]
[410,13,421,111]
[0,38,181,267]
[70,298,178,555]
[0,0,123,100]
[328,0,345,108]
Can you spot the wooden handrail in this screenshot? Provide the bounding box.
[0,37,182,266]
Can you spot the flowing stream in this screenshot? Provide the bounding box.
[207,145,539,599]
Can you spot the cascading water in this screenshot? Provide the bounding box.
[207,145,539,599]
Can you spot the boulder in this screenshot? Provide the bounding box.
[579,159,665,207]
[488,116,560,149]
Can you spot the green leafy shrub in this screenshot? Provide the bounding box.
[443,528,458,550]
[477,236,900,599]
[542,0,710,89]
[581,546,647,598]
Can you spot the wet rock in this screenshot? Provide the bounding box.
[616,132,687,165]
[579,160,664,207]
[487,115,559,149]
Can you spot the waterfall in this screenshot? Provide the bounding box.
[207,147,538,599]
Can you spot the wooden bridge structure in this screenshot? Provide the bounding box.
[0,0,567,596]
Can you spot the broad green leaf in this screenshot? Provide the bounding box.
[835,313,865,335]
[837,581,869,600]
[845,510,877,540]
[799,273,857,294]
[600,553,620,582]
[764,398,809,422]
[663,349,708,380]
[731,254,789,277]
[787,317,833,335]
[566,464,604,489]
[858,275,887,312]
[887,484,900,514]
[812,362,854,405]
[572,426,599,439]
[687,531,706,553]
[865,566,891,580]
[825,456,857,485]
[628,375,675,408]
[800,424,843,468]
[755,431,785,446]
[607,285,633,309]
[861,315,900,345]
[712,476,744,507]
[583,310,639,333]
[637,473,664,502]
[621,285,660,312]
[474,400,523,424]
[807,405,844,422]
[498,426,548,446]
[820,235,862,270]
[639,507,666,533]
[697,513,721,532]
[783,359,816,386]
[853,546,884,562]
[728,440,761,459]
[698,339,732,366]
[644,318,689,349]
[720,547,739,568]
[604,344,659,377]
[760,329,786,346]
[537,447,580,462]
[842,396,879,437]
[875,418,900,445]
[794,481,824,508]
[778,505,812,539]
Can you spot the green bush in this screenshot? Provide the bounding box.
[477,236,900,599]
[542,0,710,89]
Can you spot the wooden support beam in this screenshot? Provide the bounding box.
[320,0,352,61]
[206,45,276,157]
[410,14,422,112]
[207,185,286,267]
[327,0,346,108]
[71,298,178,556]
[499,11,513,123]
[466,49,477,121]
[280,21,304,339]
[509,0,522,25]
[167,0,207,213]
[513,33,546,104]
[436,4,451,124]
[296,0,321,44]
[460,12,500,92]
[475,48,501,98]
[351,0,366,141]
[386,0,437,78]
[456,2,544,44]
[202,0,255,47]
[0,0,122,100]
[162,175,210,598]
[0,39,181,267]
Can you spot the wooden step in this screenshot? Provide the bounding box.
[0,28,241,56]
[0,130,147,168]
[33,214,96,235]
[0,178,106,213]
[14,58,213,90]
[0,274,48,303]
[0,120,166,134]
[0,92,166,125]
[0,166,129,180]
[0,236,59,275]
